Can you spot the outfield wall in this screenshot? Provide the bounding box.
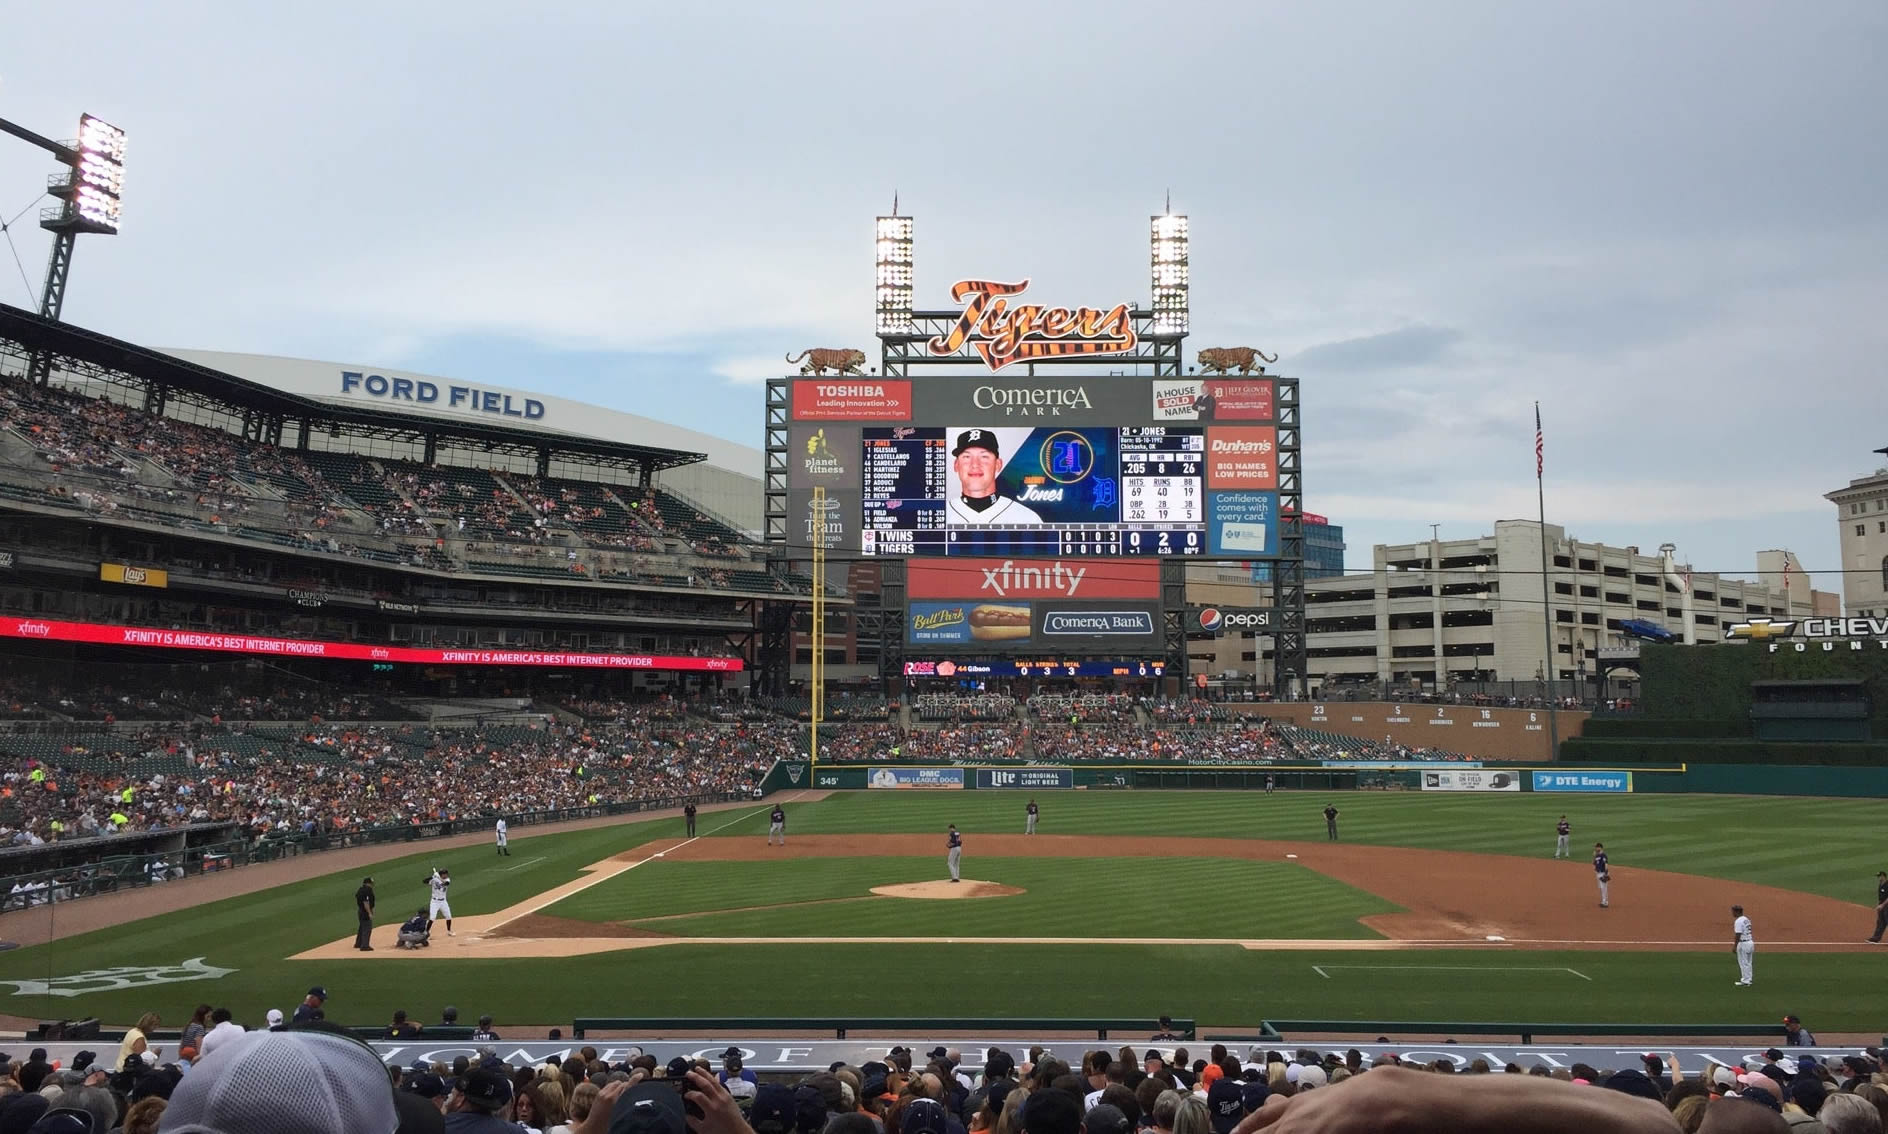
[1224,702,1587,762]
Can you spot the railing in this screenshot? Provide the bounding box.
[1201,1020,1792,1045]
[571,1017,1195,1041]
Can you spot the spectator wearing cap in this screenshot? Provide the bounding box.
[1088,1104,1133,1134]
[1785,1015,1818,1047]
[198,1007,246,1061]
[1151,1018,1182,1042]
[293,987,328,1024]
[472,1015,501,1043]
[1204,1079,1243,1134]
[440,1006,460,1027]
[265,1009,286,1032]
[749,1083,797,1134]
[160,1030,397,1134]
[719,1048,757,1104]
[448,1065,522,1132]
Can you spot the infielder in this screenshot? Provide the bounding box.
[1323,804,1339,841]
[1871,871,1888,943]
[1593,842,1610,908]
[1555,816,1571,859]
[426,868,454,935]
[1732,905,1754,986]
[769,804,786,846]
[947,824,962,882]
[1025,799,1039,835]
[495,817,509,856]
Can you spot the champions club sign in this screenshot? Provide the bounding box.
[927,280,1136,371]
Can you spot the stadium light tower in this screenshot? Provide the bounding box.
[1150,207,1189,337]
[875,212,913,336]
[0,111,126,385]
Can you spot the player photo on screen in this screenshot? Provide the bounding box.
[943,427,1120,528]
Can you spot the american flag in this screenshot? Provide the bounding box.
[1534,403,1544,479]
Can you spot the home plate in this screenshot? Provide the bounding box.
[1286,854,1297,859]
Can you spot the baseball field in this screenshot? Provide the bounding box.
[2,788,1883,1034]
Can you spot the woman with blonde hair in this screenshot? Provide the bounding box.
[1170,1095,1211,1134]
[567,1082,601,1129]
[534,1080,571,1134]
[117,1012,161,1070]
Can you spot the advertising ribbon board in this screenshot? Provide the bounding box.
[973,768,1074,790]
[865,767,965,790]
[1531,771,1633,793]
[1420,769,1521,792]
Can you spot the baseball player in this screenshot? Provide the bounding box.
[1555,816,1571,859]
[1025,799,1039,835]
[946,430,1044,525]
[685,802,698,837]
[947,824,962,882]
[1265,774,1275,795]
[1870,871,1887,943]
[1593,842,1610,908]
[495,817,509,856]
[1732,905,1754,986]
[769,804,786,846]
[1323,804,1339,841]
[425,868,453,935]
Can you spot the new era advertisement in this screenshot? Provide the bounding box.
[1421,769,1521,792]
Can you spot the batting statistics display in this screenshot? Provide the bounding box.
[789,376,1279,558]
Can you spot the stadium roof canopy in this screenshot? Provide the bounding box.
[0,302,706,473]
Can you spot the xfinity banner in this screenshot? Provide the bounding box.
[974,767,1074,789]
[1421,769,1520,792]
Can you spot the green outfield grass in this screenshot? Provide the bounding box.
[0,790,1881,1032]
[545,856,1399,939]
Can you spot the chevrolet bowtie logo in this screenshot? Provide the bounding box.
[1726,617,1798,641]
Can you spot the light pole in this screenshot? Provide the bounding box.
[0,111,125,384]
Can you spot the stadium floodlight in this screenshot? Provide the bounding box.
[875,215,913,336]
[70,113,126,233]
[1150,212,1189,336]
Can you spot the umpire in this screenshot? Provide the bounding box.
[354,876,376,951]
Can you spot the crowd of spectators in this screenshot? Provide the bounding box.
[0,712,794,854]
[5,1022,1883,1134]
[915,694,1017,723]
[1145,698,1227,725]
[1029,725,1280,763]
[1269,725,1473,763]
[1028,693,1137,724]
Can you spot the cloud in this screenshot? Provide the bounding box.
[1291,325,1462,372]
[713,355,792,385]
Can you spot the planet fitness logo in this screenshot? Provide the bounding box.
[1198,608,1223,632]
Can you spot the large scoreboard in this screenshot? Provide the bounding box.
[789,375,1279,558]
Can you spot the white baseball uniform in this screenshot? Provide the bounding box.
[1733,913,1754,985]
[495,818,508,853]
[428,871,452,921]
[947,495,1044,525]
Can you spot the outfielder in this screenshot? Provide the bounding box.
[769,804,786,846]
[1025,799,1039,834]
[1555,816,1570,859]
[1732,905,1755,986]
[495,817,509,856]
[1593,842,1610,908]
[947,824,962,882]
[426,868,454,935]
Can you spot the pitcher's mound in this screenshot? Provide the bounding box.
[872,880,1024,900]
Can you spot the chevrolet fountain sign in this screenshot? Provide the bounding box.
[1727,616,1888,652]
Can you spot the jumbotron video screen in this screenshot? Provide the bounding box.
[789,375,1280,558]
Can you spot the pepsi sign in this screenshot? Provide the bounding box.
[1195,607,1273,634]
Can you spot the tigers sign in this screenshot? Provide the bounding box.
[927,279,1137,371]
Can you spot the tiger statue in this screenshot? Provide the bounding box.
[1197,347,1278,375]
[785,348,868,376]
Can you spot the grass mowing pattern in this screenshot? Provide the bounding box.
[547,857,1397,940]
[1,791,1880,1029]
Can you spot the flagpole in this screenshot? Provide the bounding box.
[1536,401,1561,757]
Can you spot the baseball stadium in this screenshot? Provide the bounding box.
[1,111,1887,1133]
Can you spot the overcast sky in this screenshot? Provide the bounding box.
[2,1,1883,591]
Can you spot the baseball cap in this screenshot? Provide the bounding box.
[749,1084,797,1131]
[158,1030,397,1134]
[953,429,999,458]
[903,1098,950,1134]
[665,1056,692,1078]
[1711,1064,1740,1088]
[926,1046,949,1061]
[722,1047,745,1061]
[404,1073,445,1099]
[612,1081,687,1134]
[461,1068,514,1110]
[266,1009,285,1027]
[1600,1070,1663,1102]
[307,986,328,999]
[1296,1065,1327,1089]
[1086,1105,1131,1134]
[1206,1079,1244,1134]
[1240,1082,1270,1113]
[1788,1078,1826,1112]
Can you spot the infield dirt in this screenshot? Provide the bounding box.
[287,834,1877,961]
